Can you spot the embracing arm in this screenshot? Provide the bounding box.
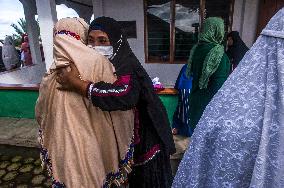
[86,74,140,111]
[56,63,141,111]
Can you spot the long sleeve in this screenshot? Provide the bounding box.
[87,74,141,111]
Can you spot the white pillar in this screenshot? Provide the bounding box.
[76,8,93,23]
[35,0,57,70]
[232,0,245,33]
[232,0,260,47]
[241,0,260,47]
[21,0,42,65]
[92,0,104,18]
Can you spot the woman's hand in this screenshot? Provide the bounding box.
[172,128,178,135]
[56,63,89,96]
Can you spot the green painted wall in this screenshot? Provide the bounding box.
[0,90,39,119]
[0,90,178,125]
[159,95,178,125]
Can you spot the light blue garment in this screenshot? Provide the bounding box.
[172,8,284,188]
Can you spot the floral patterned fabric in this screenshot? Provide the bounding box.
[172,8,284,188]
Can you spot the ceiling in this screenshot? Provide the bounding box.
[56,0,93,7]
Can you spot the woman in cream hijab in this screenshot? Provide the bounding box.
[35,18,134,187]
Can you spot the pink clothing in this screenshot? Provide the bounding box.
[21,42,32,65]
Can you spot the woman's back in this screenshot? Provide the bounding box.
[189,42,230,130]
[190,42,214,92]
[191,42,230,93]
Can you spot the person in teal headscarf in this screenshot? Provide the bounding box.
[186,17,230,131]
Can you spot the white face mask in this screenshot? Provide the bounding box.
[88,45,113,59]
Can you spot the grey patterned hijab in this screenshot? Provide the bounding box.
[172,8,284,188]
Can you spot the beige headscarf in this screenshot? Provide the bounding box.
[35,18,134,187]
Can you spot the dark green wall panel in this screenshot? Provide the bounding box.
[0,91,178,125]
[0,90,39,119]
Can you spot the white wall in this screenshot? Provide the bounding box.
[18,0,259,87]
[232,0,245,33]
[16,0,258,87]
[232,0,260,47]
[102,0,261,87]
[102,0,183,87]
[2,0,259,86]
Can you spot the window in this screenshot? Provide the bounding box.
[144,0,234,64]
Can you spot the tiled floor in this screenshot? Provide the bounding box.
[0,117,181,187]
[0,118,38,148]
[0,151,51,187]
[0,118,50,187]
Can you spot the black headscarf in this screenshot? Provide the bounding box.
[89,17,175,154]
[226,31,249,66]
[89,17,137,76]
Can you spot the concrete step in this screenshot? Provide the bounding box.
[0,118,39,148]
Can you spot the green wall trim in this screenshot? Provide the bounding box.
[159,95,178,125]
[0,91,178,124]
[0,90,39,119]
